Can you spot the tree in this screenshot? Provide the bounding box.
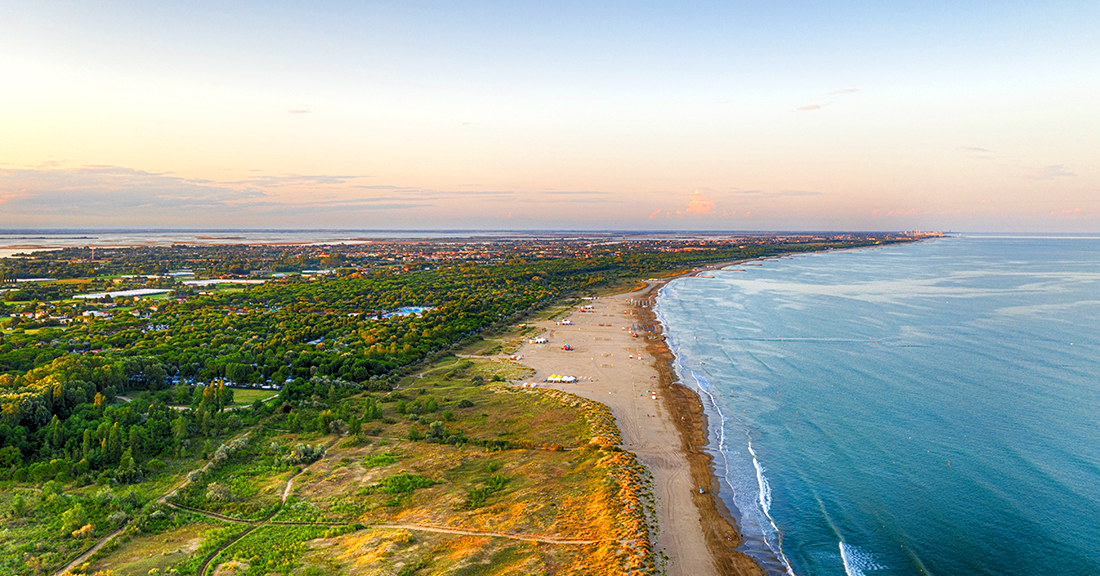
[127,424,148,460]
[171,415,189,444]
[0,445,21,468]
[82,428,94,461]
[119,447,134,470]
[106,423,123,464]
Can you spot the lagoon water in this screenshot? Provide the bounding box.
[657,236,1100,576]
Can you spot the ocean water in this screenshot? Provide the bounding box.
[656,236,1100,576]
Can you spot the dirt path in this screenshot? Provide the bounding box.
[162,502,253,524]
[52,528,125,576]
[52,429,256,576]
[373,524,600,545]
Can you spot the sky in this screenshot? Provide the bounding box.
[1,1,1098,232]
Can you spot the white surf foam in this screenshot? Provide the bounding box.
[839,542,887,576]
[657,284,795,576]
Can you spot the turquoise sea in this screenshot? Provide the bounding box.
[657,236,1100,576]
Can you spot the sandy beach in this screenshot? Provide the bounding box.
[516,280,763,576]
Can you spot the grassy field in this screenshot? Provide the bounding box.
[229,389,279,406]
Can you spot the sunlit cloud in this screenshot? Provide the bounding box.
[0,166,266,215]
[1021,165,1075,180]
[540,190,609,195]
[795,102,831,112]
[648,208,662,220]
[287,109,312,114]
[683,190,715,214]
[726,189,821,198]
[233,174,366,187]
[1050,208,1082,215]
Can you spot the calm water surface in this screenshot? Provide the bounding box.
[657,236,1100,576]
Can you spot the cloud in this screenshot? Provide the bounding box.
[0,166,266,213]
[795,102,831,112]
[1021,165,1075,180]
[287,109,311,114]
[0,165,464,225]
[828,88,860,95]
[958,146,990,152]
[725,189,821,198]
[648,209,662,220]
[1050,208,1082,215]
[233,174,364,187]
[539,190,609,196]
[683,190,715,214]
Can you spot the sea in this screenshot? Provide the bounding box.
[656,235,1100,576]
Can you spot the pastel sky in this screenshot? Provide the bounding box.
[2,1,1097,231]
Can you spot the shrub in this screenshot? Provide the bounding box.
[284,443,325,465]
[71,523,95,538]
[457,399,474,408]
[61,503,88,533]
[206,483,235,502]
[378,472,436,494]
[10,494,26,517]
[364,452,398,468]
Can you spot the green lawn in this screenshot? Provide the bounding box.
[231,389,279,406]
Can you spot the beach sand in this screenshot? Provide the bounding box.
[516,281,764,576]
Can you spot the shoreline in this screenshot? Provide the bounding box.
[513,261,766,576]
[630,280,767,576]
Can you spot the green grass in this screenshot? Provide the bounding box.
[364,452,398,467]
[230,389,279,406]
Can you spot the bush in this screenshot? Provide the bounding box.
[10,494,26,517]
[206,483,235,502]
[364,452,398,468]
[61,503,88,533]
[457,399,474,408]
[284,443,325,465]
[377,472,436,494]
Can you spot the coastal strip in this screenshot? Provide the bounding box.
[633,281,766,576]
[516,277,765,576]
